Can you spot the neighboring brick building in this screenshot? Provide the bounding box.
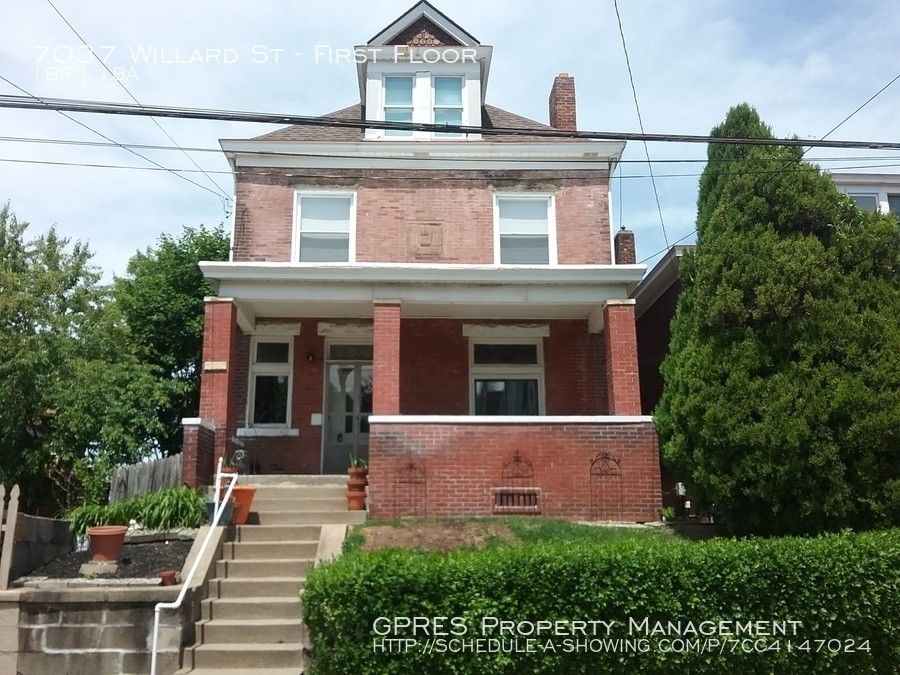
[183,1,662,522]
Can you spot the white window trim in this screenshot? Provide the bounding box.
[493,193,558,266]
[432,75,464,138]
[291,190,357,264]
[372,70,471,141]
[469,337,546,415]
[247,336,294,429]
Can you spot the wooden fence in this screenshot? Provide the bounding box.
[108,454,182,503]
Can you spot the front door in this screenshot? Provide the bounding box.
[322,351,373,474]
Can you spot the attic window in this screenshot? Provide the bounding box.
[384,77,413,137]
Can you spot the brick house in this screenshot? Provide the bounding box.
[182,1,662,522]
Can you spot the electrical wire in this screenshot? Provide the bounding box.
[613,0,670,253]
[4,94,900,150]
[46,0,232,210]
[0,76,226,201]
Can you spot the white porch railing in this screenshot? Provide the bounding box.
[150,457,237,675]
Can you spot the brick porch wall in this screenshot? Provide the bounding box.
[367,420,661,522]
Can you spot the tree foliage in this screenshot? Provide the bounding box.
[655,104,900,535]
[0,204,170,510]
[114,224,229,456]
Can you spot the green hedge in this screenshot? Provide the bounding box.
[302,529,900,674]
[67,485,206,535]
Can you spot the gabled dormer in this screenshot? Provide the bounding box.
[357,0,492,140]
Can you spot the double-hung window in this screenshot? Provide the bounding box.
[470,340,543,415]
[295,193,355,262]
[849,193,878,212]
[433,76,463,136]
[249,338,292,427]
[494,195,556,264]
[384,76,414,137]
[378,74,467,138]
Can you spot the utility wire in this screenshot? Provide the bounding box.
[0,76,226,201]
[4,155,897,180]
[613,0,670,253]
[819,71,900,142]
[46,0,232,210]
[4,133,900,165]
[5,94,900,150]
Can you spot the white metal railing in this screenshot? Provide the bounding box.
[150,457,238,675]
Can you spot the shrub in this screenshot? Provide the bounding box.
[67,486,206,535]
[303,529,900,674]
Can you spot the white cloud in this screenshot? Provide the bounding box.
[1,0,899,278]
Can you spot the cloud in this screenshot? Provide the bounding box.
[1,0,898,278]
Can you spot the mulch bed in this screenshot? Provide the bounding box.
[24,540,193,580]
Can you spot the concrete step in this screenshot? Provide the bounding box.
[176,669,304,675]
[233,524,321,543]
[210,576,305,599]
[216,558,311,579]
[242,474,346,486]
[202,596,300,621]
[186,643,307,670]
[223,540,318,560]
[252,496,348,511]
[251,510,366,525]
[176,669,303,675]
[200,618,304,644]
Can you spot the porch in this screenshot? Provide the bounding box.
[182,262,660,520]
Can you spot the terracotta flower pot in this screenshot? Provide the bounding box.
[348,467,368,482]
[87,525,128,563]
[347,490,366,510]
[159,570,177,586]
[230,486,257,525]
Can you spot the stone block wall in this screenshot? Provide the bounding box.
[11,514,73,583]
[18,589,188,675]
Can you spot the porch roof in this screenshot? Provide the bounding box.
[201,261,645,330]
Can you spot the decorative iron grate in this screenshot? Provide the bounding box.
[491,487,541,514]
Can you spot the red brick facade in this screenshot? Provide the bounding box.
[604,301,641,415]
[183,7,661,521]
[367,421,660,522]
[231,169,613,265]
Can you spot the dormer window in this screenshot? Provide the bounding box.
[384,76,414,137]
[433,76,463,136]
[377,73,467,139]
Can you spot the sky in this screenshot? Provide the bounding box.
[1,0,899,280]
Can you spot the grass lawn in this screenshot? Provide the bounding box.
[344,516,680,554]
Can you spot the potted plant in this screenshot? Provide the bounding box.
[87,524,128,563]
[206,498,236,526]
[347,454,368,510]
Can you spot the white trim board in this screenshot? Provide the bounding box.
[369,415,653,424]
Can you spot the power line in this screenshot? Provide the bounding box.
[4,133,900,165]
[4,155,897,180]
[45,0,232,208]
[614,0,670,252]
[0,76,227,202]
[4,94,900,150]
[819,71,900,142]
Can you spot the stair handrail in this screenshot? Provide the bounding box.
[150,456,238,675]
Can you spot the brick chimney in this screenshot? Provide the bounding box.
[549,73,577,132]
[614,228,636,264]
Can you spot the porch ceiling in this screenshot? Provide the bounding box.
[201,262,645,324]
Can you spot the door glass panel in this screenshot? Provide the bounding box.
[360,366,373,414]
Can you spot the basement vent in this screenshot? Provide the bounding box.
[491,487,541,514]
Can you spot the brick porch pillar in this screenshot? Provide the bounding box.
[372,301,401,415]
[196,297,238,473]
[604,299,641,415]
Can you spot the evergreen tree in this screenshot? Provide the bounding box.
[655,104,900,534]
